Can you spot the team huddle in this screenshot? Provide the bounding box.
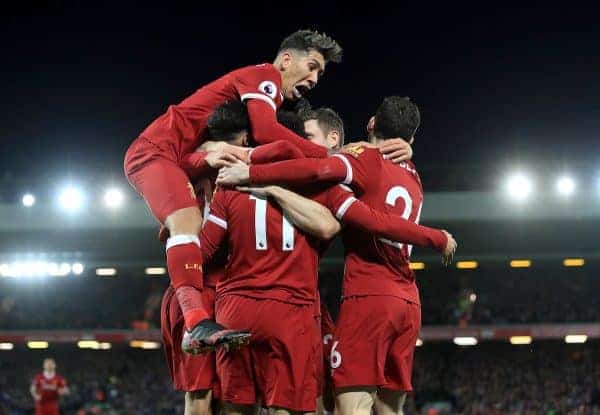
[124,30,457,415]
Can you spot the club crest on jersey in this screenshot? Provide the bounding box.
[259,81,278,99]
[343,144,365,158]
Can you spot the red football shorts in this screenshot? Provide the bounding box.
[124,137,198,223]
[161,285,219,394]
[315,316,324,396]
[332,296,421,392]
[215,295,319,412]
[35,403,59,415]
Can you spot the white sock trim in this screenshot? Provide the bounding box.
[166,234,201,251]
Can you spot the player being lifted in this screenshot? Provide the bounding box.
[124,30,344,353]
[217,96,456,415]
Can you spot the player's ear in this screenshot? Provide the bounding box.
[280,51,293,70]
[327,131,340,150]
[367,116,375,134]
[409,137,414,145]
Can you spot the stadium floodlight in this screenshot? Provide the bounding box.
[565,334,587,344]
[510,259,532,268]
[22,193,36,207]
[129,340,161,350]
[556,176,576,196]
[453,337,478,346]
[409,262,425,270]
[563,258,584,267]
[59,186,85,211]
[27,341,49,349]
[72,263,84,275]
[103,188,124,209]
[510,336,532,345]
[505,173,533,201]
[145,267,167,276]
[0,342,14,350]
[456,261,478,270]
[77,340,100,349]
[96,268,117,276]
[415,339,423,347]
[98,342,112,350]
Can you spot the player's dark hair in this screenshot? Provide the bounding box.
[206,101,249,141]
[303,107,345,145]
[373,96,420,140]
[277,110,307,138]
[278,30,343,64]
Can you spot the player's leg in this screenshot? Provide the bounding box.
[331,297,392,415]
[222,403,255,415]
[377,299,421,415]
[185,390,213,415]
[125,152,248,351]
[374,390,406,415]
[334,388,376,415]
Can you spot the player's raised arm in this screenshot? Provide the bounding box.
[249,140,305,164]
[200,189,229,265]
[236,185,341,240]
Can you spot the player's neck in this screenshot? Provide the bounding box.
[371,136,384,146]
[43,370,55,379]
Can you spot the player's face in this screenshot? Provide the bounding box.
[304,119,339,150]
[281,50,325,101]
[43,359,56,372]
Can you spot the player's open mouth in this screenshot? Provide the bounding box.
[293,85,309,98]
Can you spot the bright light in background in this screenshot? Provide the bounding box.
[0,343,14,350]
[96,268,117,276]
[72,263,84,275]
[510,336,532,345]
[27,341,49,349]
[145,267,166,276]
[556,176,576,196]
[453,337,478,346]
[416,339,423,347]
[59,187,85,211]
[104,188,124,208]
[510,259,532,268]
[409,262,425,270]
[129,340,161,350]
[563,258,585,267]
[469,293,477,303]
[505,173,533,201]
[22,194,35,207]
[456,261,478,269]
[565,334,587,344]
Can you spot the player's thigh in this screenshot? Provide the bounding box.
[185,390,213,415]
[374,389,407,415]
[223,402,256,415]
[384,300,421,393]
[127,157,199,224]
[334,388,377,415]
[331,296,393,389]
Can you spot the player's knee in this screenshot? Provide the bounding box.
[335,388,376,415]
[166,206,203,235]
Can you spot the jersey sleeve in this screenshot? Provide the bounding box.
[250,140,305,164]
[249,157,348,186]
[201,188,229,265]
[234,64,282,111]
[58,376,67,388]
[327,185,448,252]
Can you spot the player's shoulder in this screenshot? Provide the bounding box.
[339,144,381,168]
[234,63,280,81]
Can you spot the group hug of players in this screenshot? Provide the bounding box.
[124,30,457,415]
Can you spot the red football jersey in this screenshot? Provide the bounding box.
[33,373,66,407]
[201,185,350,305]
[248,146,428,304]
[140,63,283,159]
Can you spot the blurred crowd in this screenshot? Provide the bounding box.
[1,342,599,415]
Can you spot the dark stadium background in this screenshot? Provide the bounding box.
[1,2,600,414]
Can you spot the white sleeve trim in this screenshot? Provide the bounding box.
[166,234,201,251]
[332,154,353,185]
[207,214,228,230]
[241,93,276,111]
[336,196,357,220]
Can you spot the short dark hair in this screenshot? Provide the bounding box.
[278,30,343,64]
[206,101,249,141]
[373,96,420,140]
[277,110,307,138]
[303,107,345,145]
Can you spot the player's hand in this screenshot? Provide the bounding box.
[235,185,276,198]
[199,142,250,163]
[441,230,457,267]
[205,151,240,169]
[216,162,250,186]
[379,138,413,163]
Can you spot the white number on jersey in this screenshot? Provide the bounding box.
[249,194,294,251]
[378,185,423,256]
